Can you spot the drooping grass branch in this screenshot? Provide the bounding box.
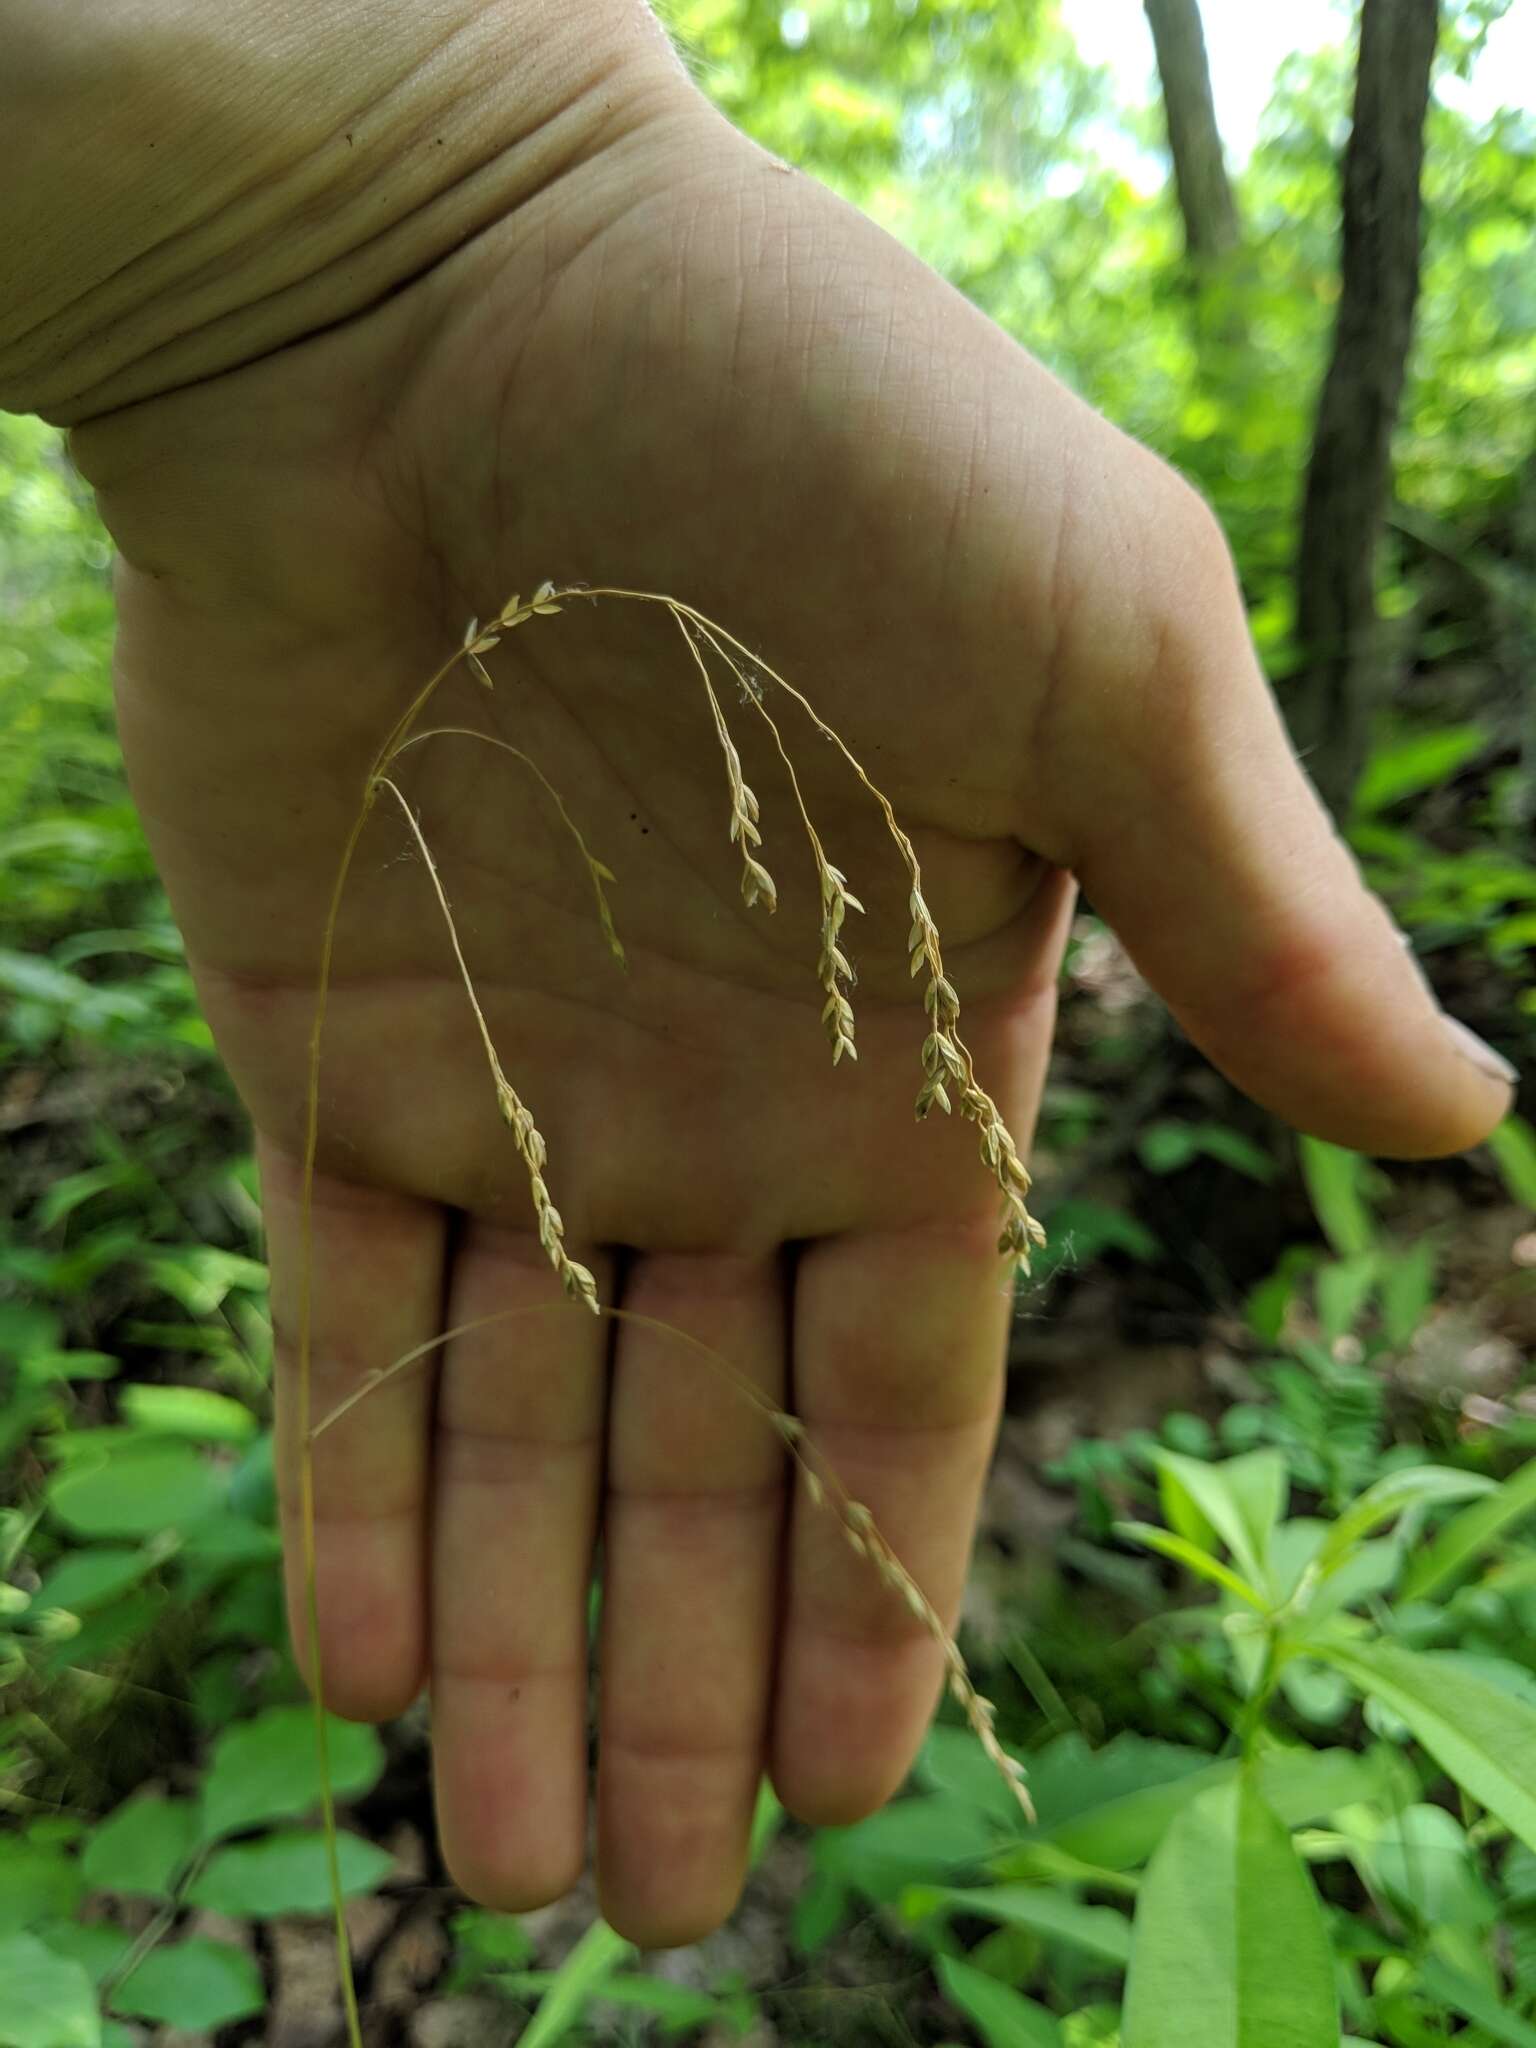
[295,581,1044,2043]
[310,1298,1035,1824]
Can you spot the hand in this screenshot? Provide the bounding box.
[54,2,1511,1947]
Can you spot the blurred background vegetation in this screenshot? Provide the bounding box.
[2,2,1534,2043]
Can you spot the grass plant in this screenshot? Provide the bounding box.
[294,582,1045,2041]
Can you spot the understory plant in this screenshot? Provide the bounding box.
[772,1440,1536,2048]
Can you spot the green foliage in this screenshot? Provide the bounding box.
[79,1794,197,1900]
[187,1831,394,1916]
[5,8,1534,2044]
[1121,1775,1336,2048]
[198,1705,386,1840]
[938,1954,1064,2047]
[109,1938,264,2029]
[0,1934,100,2048]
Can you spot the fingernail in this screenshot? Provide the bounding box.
[1442,1014,1518,1089]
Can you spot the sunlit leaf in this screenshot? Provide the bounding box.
[187,1830,391,1916]
[118,1384,258,1444]
[81,1794,197,1901]
[0,1933,101,2048]
[109,1938,263,2029]
[1310,1641,1536,1850]
[1122,1773,1336,2048]
[1113,1523,1266,1609]
[47,1441,221,1538]
[1153,1450,1287,1594]
[199,1706,384,1841]
[1354,724,1487,814]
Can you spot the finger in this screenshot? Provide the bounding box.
[265,1142,445,1723]
[597,1253,788,1948]
[1036,463,1515,1158]
[771,1220,1012,1827]
[430,1222,611,1913]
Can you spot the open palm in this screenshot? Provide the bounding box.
[67,60,1506,1945]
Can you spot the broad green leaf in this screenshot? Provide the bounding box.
[30,1546,158,1615]
[1297,1138,1376,1257]
[816,1796,1002,1900]
[1113,1524,1266,1610]
[1154,1457,1218,1557]
[1311,1641,1536,1850]
[1308,1466,1495,1584]
[445,1907,536,1988]
[1251,1746,1389,1830]
[198,1706,384,1841]
[80,1794,196,1900]
[0,1843,84,1935]
[1401,1453,1536,1603]
[907,1886,1132,1966]
[1023,1734,1212,1834]
[1271,1521,1402,1622]
[177,1510,281,1575]
[1032,1765,1231,1874]
[186,1829,392,1916]
[519,1921,633,2048]
[1487,1117,1536,1208]
[1354,724,1487,814]
[1364,1805,1495,1929]
[1417,1957,1536,2048]
[1030,1744,1381,1890]
[0,1933,101,2048]
[937,1956,1063,2048]
[117,1384,257,1444]
[1434,1650,1536,1709]
[1278,1659,1352,1724]
[26,1924,133,1988]
[1154,1450,1286,1593]
[109,1938,263,2029]
[1122,1774,1336,2048]
[920,1722,1031,1823]
[47,1441,221,1538]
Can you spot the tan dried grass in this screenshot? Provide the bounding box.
[297,582,1043,2044]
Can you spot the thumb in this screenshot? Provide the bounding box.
[1035,478,1515,1160]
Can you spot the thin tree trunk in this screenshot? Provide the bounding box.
[1144,0,1241,263]
[1292,0,1440,818]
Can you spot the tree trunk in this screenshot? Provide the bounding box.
[1144,0,1241,264]
[1291,0,1440,819]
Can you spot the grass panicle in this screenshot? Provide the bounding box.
[298,579,1044,2044]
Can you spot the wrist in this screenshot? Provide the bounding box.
[0,0,683,425]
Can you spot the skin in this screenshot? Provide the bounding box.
[6,0,1513,1949]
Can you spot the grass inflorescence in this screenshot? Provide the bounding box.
[296,581,1044,2044]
